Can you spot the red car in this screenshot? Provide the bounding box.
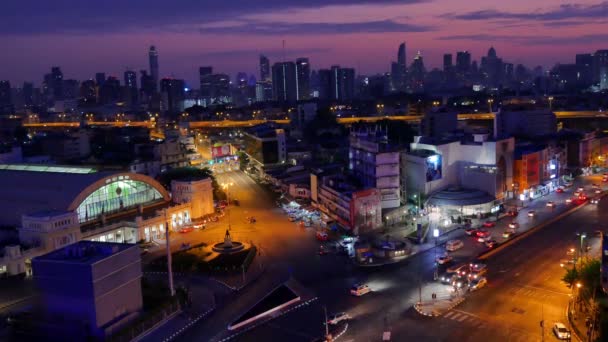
[556,187,564,193]
[482,221,495,228]
[506,210,518,216]
[179,227,194,234]
[316,231,329,241]
[476,229,490,238]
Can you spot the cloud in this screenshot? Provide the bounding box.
[0,0,427,35]
[438,33,608,45]
[444,2,608,21]
[199,20,433,35]
[194,47,333,59]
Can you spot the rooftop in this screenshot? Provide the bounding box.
[34,241,134,265]
[0,164,97,174]
[25,210,73,218]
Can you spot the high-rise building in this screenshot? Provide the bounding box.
[409,51,426,91]
[259,55,271,82]
[51,67,64,100]
[296,58,311,101]
[160,78,186,114]
[80,80,97,104]
[593,50,608,85]
[149,45,159,92]
[443,54,453,72]
[140,70,155,99]
[456,51,471,74]
[392,42,407,91]
[272,62,297,103]
[95,73,106,88]
[0,80,11,109]
[199,66,213,98]
[99,76,121,104]
[23,82,34,106]
[318,66,355,101]
[124,70,138,105]
[62,79,80,99]
[480,46,504,87]
[318,69,332,100]
[339,68,355,101]
[576,53,594,87]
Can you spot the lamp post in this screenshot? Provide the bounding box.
[577,232,587,260]
[548,96,554,111]
[221,182,234,230]
[487,98,494,113]
[164,210,175,297]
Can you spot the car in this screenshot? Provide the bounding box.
[546,201,555,207]
[451,275,467,289]
[508,222,519,229]
[469,262,487,272]
[603,176,608,182]
[436,255,453,265]
[566,248,576,256]
[502,231,514,239]
[595,189,602,194]
[318,246,328,256]
[447,263,469,277]
[350,284,371,296]
[556,187,564,193]
[464,227,477,236]
[477,235,492,243]
[506,209,518,216]
[552,322,571,340]
[527,210,536,217]
[438,272,453,284]
[475,229,490,238]
[446,239,464,251]
[482,221,495,228]
[577,187,584,192]
[469,277,487,290]
[316,231,329,241]
[573,191,581,197]
[327,312,351,325]
[179,227,194,234]
[592,184,599,189]
[484,239,498,248]
[566,198,573,203]
[591,198,599,204]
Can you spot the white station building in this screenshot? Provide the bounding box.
[0,164,214,276]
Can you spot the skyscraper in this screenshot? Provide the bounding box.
[160,78,186,114]
[338,68,355,101]
[456,51,471,73]
[149,46,159,92]
[199,66,213,98]
[124,70,138,105]
[296,58,311,101]
[443,54,453,72]
[410,51,426,91]
[80,79,97,104]
[23,82,34,106]
[0,80,11,107]
[318,69,332,100]
[51,67,63,100]
[260,55,270,82]
[319,66,355,101]
[95,73,106,87]
[272,62,297,103]
[394,42,407,91]
[140,70,155,99]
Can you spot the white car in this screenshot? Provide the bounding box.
[436,255,453,265]
[527,211,536,217]
[446,239,464,252]
[508,222,519,229]
[350,284,371,296]
[591,198,599,204]
[552,322,571,340]
[327,312,351,325]
[546,201,555,207]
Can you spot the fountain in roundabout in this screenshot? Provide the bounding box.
[212,229,246,254]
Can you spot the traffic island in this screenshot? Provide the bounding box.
[354,235,412,267]
[413,293,466,317]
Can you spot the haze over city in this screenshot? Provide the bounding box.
[1,0,607,85]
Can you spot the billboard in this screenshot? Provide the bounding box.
[211,144,232,159]
[425,154,442,182]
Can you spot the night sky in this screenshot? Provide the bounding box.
[1,0,607,86]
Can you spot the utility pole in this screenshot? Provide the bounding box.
[323,306,329,339]
[540,302,544,342]
[165,215,175,297]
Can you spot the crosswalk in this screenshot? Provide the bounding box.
[441,310,536,342]
[505,285,569,301]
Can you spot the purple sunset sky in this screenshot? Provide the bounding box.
[0,0,607,86]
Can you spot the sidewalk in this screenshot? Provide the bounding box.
[414,291,466,317]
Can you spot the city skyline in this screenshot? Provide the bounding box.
[1,1,607,86]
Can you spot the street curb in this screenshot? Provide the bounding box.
[413,296,466,317]
[477,201,587,260]
[566,301,584,342]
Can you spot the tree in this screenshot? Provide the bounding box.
[237,151,250,171]
[562,267,579,288]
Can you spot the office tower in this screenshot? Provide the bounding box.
[318,69,331,100]
[480,46,504,87]
[23,82,34,106]
[593,50,608,84]
[99,76,121,104]
[95,73,106,87]
[199,66,213,98]
[236,72,248,88]
[0,80,11,107]
[443,54,453,72]
[330,65,340,100]
[391,42,407,91]
[124,70,138,105]
[576,53,594,87]
[80,80,97,104]
[296,58,311,101]
[62,79,80,99]
[272,62,297,103]
[259,55,270,82]
[456,51,471,74]
[390,62,400,92]
[338,68,355,101]
[42,73,52,102]
[140,70,155,99]
[409,51,426,91]
[51,67,64,100]
[149,45,159,91]
[160,78,186,114]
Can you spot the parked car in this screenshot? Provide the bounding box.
[482,221,495,228]
[546,201,555,207]
[350,284,371,296]
[327,312,351,325]
[556,187,564,193]
[552,322,571,340]
[477,235,492,243]
[508,222,519,229]
[565,198,572,204]
[502,231,514,239]
[527,210,536,217]
[475,229,490,238]
[179,227,194,234]
[446,239,464,252]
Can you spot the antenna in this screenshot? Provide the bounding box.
[282,40,286,62]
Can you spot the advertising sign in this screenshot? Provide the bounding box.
[211,144,232,159]
[425,154,442,182]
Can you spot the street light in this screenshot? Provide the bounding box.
[577,232,587,259]
[487,98,494,113]
[548,96,554,111]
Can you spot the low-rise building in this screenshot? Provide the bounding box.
[243,123,286,176]
[32,241,142,340]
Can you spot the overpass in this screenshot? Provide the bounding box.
[20,111,606,130]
